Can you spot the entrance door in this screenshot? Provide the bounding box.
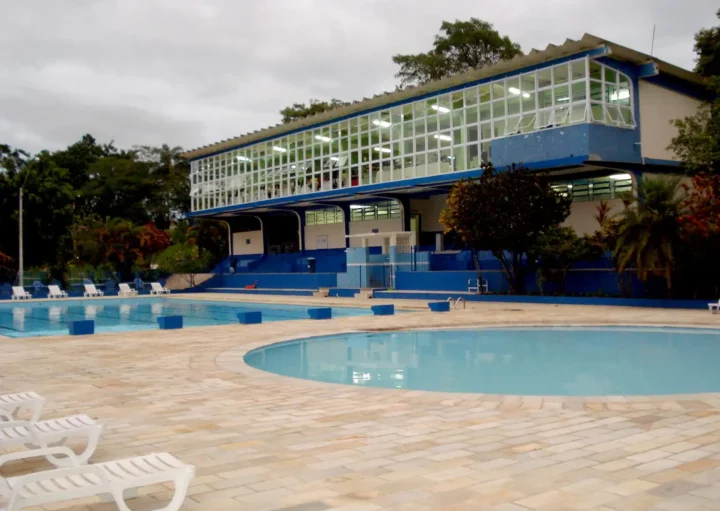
[316,235,329,250]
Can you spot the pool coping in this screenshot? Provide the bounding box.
[216,322,720,409]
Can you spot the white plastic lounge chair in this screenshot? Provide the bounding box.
[83,284,104,297]
[11,287,31,300]
[467,279,489,294]
[150,282,170,295]
[0,414,103,468]
[0,392,45,422]
[710,299,720,314]
[47,285,68,299]
[118,283,138,297]
[0,452,194,511]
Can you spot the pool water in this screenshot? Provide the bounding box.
[0,298,372,338]
[244,327,720,396]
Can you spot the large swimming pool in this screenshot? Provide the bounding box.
[244,327,720,396]
[0,298,372,338]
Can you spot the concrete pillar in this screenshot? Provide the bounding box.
[339,204,351,248]
[435,232,444,252]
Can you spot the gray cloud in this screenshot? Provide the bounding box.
[1,0,716,153]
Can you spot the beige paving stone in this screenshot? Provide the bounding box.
[2,295,720,511]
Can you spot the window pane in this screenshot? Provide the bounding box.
[466,105,479,125]
[590,80,603,102]
[538,68,552,88]
[493,119,506,137]
[480,122,491,140]
[620,107,633,125]
[492,99,505,118]
[591,103,604,122]
[537,109,552,128]
[465,86,478,105]
[570,105,586,123]
[507,95,520,116]
[538,89,553,109]
[492,81,505,99]
[521,73,536,92]
[554,64,569,84]
[604,67,617,84]
[522,94,536,112]
[571,60,586,80]
[479,84,491,103]
[555,85,569,105]
[506,116,521,135]
[452,92,464,110]
[521,113,536,133]
[589,61,602,80]
[479,102,491,122]
[571,81,586,102]
[467,126,479,142]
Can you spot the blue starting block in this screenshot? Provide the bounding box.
[428,301,450,312]
[371,304,395,316]
[157,315,183,330]
[237,311,262,324]
[68,320,94,336]
[308,307,332,320]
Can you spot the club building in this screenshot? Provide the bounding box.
[183,34,705,296]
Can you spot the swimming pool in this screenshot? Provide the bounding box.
[0,298,373,338]
[244,326,720,396]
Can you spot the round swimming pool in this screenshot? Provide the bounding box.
[244,326,720,396]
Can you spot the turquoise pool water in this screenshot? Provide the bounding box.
[0,298,372,338]
[244,327,720,396]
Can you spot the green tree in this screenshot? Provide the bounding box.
[155,243,212,287]
[614,176,684,296]
[669,11,720,174]
[280,98,348,124]
[135,144,191,227]
[81,156,155,225]
[440,164,571,293]
[393,18,522,88]
[529,226,601,295]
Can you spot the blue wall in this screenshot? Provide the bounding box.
[375,290,709,310]
[490,123,640,169]
[200,273,337,290]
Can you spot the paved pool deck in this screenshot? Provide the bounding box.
[2,293,720,511]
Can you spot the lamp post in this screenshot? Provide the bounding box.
[17,156,35,288]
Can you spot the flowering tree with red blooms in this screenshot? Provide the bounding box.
[679,173,720,239]
[675,173,720,297]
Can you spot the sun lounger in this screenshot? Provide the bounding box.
[710,299,720,314]
[0,414,103,468]
[150,282,170,295]
[83,284,104,298]
[47,285,68,299]
[0,392,45,422]
[11,287,31,300]
[0,452,194,511]
[118,283,138,297]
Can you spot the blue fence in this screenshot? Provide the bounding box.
[199,273,338,290]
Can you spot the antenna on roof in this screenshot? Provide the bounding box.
[650,25,656,56]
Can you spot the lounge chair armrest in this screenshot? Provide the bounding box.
[0,445,79,469]
[0,409,13,421]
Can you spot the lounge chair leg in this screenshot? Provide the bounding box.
[157,474,192,511]
[101,487,138,503]
[44,426,101,467]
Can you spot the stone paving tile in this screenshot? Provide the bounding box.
[1,295,720,510]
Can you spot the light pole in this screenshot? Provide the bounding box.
[17,156,35,288]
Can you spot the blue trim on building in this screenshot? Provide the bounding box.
[189,47,611,162]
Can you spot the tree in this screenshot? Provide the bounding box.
[280,99,348,124]
[669,11,720,174]
[155,243,212,287]
[614,176,684,296]
[675,172,720,297]
[392,18,522,88]
[440,164,571,293]
[529,226,601,295]
[586,200,633,296]
[135,145,190,227]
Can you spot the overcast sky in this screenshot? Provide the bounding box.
[1,0,716,154]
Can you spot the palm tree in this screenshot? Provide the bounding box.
[614,176,684,297]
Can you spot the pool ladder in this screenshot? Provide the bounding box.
[446,297,466,309]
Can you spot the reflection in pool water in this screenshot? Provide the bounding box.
[244,327,720,396]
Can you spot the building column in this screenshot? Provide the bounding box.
[288,210,305,252]
[339,204,351,248]
[397,197,411,232]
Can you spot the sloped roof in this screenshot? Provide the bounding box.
[182,33,703,160]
